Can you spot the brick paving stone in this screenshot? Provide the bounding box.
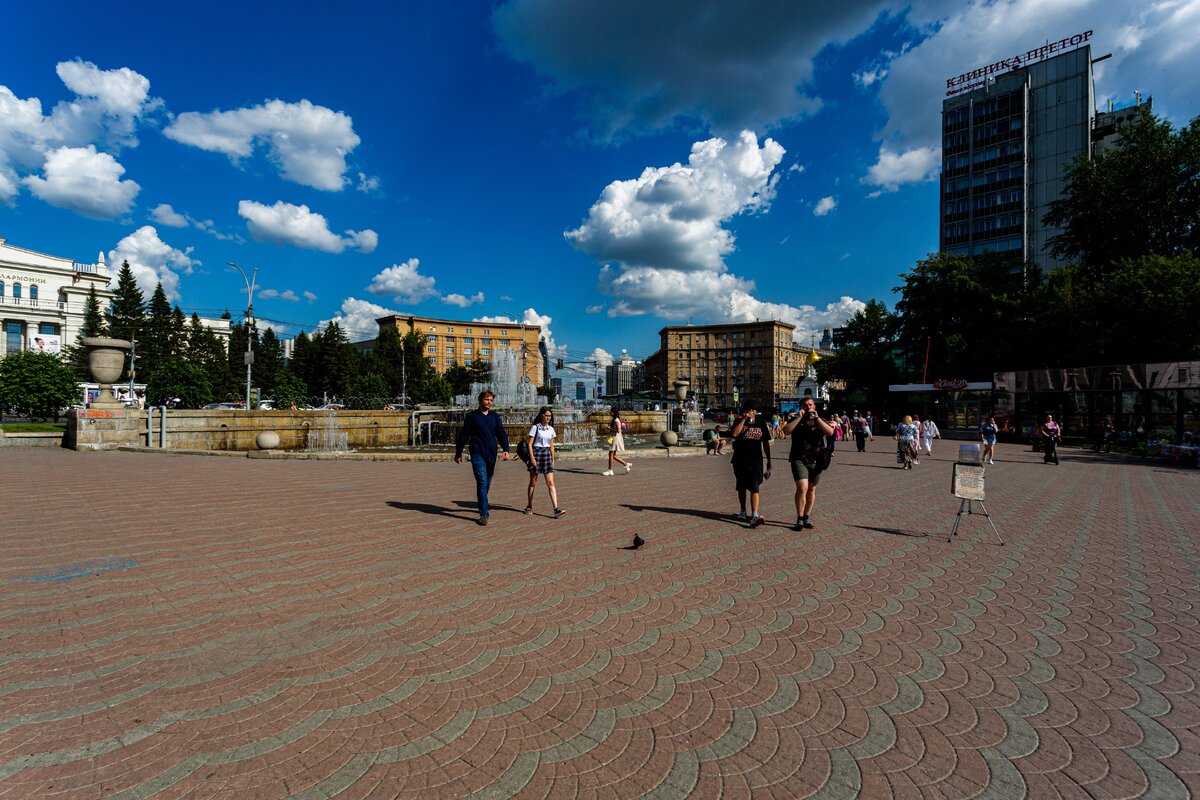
[1,445,1197,797]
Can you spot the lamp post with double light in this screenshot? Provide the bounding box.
[227,262,258,409]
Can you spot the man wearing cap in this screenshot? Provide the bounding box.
[729,398,772,527]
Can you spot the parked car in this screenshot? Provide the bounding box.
[257,400,275,410]
[201,402,240,410]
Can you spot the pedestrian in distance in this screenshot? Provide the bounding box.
[921,416,941,456]
[783,397,835,530]
[979,416,999,464]
[895,415,919,469]
[730,399,772,527]
[454,390,510,525]
[603,408,631,476]
[852,410,870,452]
[911,414,923,464]
[1040,413,1061,465]
[713,424,725,455]
[524,406,565,518]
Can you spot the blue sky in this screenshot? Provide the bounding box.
[2,0,1196,374]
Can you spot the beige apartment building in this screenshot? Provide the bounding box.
[376,314,543,386]
[645,320,812,408]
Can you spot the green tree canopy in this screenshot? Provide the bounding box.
[0,352,80,419]
[146,358,213,408]
[270,370,308,408]
[1045,109,1200,269]
[105,261,145,348]
[140,282,174,376]
[812,299,900,407]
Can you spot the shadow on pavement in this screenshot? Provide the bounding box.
[850,524,929,538]
[387,501,474,520]
[620,504,734,524]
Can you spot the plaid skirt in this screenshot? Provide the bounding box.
[530,446,554,474]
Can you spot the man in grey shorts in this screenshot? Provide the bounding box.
[782,397,835,531]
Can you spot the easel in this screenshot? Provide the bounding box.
[949,497,1003,544]
[948,461,1004,545]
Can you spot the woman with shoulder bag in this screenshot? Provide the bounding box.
[603,408,632,476]
[525,406,565,517]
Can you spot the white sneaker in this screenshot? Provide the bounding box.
[625,463,632,473]
[989,459,995,464]
[602,469,614,476]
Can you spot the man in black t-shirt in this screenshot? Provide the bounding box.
[783,397,835,531]
[730,399,772,527]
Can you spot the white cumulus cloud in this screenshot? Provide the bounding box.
[443,292,485,308]
[150,203,187,227]
[813,196,837,216]
[0,61,157,211]
[23,145,139,219]
[238,200,377,253]
[474,308,565,361]
[303,290,318,303]
[726,293,866,348]
[318,297,397,342]
[864,147,940,195]
[366,258,439,305]
[567,130,784,274]
[165,99,361,191]
[107,226,197,302]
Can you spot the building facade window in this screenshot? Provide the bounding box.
[39,323,57,335]
[5,321,24,355]
[481,348,490,356]
[29,285,38,305]
[0,281,5,297]
[12,283,21,300]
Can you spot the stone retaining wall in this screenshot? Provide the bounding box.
[585,411,667,435]
[67,408,414,452]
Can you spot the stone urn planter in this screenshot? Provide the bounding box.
[672,380,690,403]
[81,337,131,409]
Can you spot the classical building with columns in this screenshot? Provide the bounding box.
[0,237,113,356]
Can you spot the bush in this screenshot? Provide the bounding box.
[0,352,80,419]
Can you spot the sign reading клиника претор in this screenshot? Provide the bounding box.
[945,30,1094,96]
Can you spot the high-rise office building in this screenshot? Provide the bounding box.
[940,34,1097,270]
[604,349,636,396]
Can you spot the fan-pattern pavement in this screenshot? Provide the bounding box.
[0,443,1196,798]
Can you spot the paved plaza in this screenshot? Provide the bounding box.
[1,442,1197,798]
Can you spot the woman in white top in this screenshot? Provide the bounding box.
[603,408,632,476]
[525,406,564,517]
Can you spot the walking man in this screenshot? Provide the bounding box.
[921,416,941,456]
[730,399,772,527]
[454,390,510,525]
[852,410,870,452]
[783,397,835,530]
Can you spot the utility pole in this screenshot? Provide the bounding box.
[228,262,258,409]
[400,334,407,407]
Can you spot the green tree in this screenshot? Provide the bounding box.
[813,299,901,407]
[349,372,390,409]
[400,330,437,402]
[105,261,145,348]
[141,282,174,374]
[0,352,80,419]
[893,252,1036,380]
[146,357,212,408]
[316,322,358,397]
[170,305,188,359]
[420,372,453,405]
[64,284,109,377]
[1045,109,1200,269]
[187,313,234,401]
[257,328,286,394]
[270,370,309,408]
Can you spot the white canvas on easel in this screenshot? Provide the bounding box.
[948,461,1003,545]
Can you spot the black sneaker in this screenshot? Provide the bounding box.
[478,515,489,526]
[802,518,815,529]
[793,518,805,531]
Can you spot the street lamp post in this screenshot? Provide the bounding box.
[228,262,258,409]
[128,333,138,404]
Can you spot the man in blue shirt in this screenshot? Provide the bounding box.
[454,390,510,525]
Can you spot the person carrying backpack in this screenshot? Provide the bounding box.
[783,397,835,530]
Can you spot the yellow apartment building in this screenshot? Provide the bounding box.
[375,314,543,386]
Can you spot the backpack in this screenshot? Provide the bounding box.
[516,439,532,465]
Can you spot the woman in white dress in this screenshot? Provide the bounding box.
[603,408,632,476]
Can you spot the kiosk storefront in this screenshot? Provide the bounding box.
[993,361,1200,443]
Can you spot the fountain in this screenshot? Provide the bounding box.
[454,348,546,408]
[305,410,351,452]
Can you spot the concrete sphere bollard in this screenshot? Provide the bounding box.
[256,431,280,450]
[660,430,678,447]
